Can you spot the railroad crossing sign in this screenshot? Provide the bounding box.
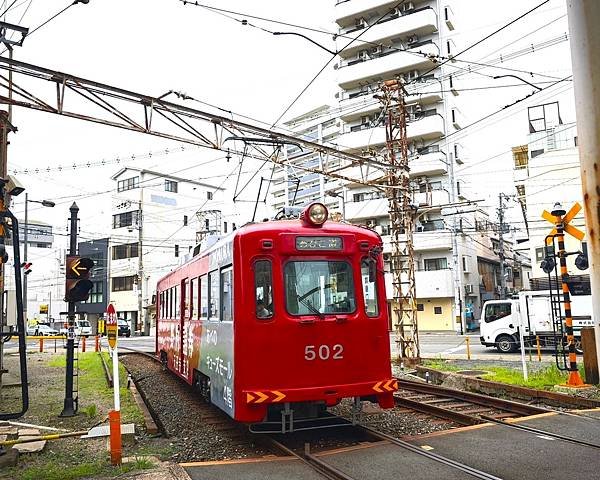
[542,202,585,244]
[106,303,117,349]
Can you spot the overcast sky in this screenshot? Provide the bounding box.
[0,0,576,249]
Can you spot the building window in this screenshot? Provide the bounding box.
[424,258,448,271]
[112,242,139,260]
[112,275,136,292]
[462,256,469,273]
[434,306,442,315]
[223,221,228,233]
[417,303,424,311]
[112,210,140,229]
[117,176,139,192]
[207,191,213,200]
[165,179,178,193]
[84,281,103,304]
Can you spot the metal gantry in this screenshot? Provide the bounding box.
[0,56,390,187]
[378,79,419,362]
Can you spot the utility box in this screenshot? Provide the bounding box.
[581,327,599,385]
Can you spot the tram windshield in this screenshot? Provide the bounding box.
[285,261,356,316]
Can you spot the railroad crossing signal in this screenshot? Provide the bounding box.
[542,202,585,244]
[64,255,94,302]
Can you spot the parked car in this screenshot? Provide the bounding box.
[118,319,131,337]
[27,324,59,336]
[59,319,93,337]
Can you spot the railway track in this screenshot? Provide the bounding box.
[394,378,550,426]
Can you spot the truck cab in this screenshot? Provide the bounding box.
[480,300,522,353]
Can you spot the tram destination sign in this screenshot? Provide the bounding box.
[296,236,343,251]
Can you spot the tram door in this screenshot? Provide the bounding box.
[179,278,189,375]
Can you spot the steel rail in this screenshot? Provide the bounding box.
[480,415,600,450]
[394,395,481,426]
[360,425,504,480]
[267,437,359,480]
[397,379,550,416]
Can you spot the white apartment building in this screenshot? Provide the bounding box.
[333,0,478,330]
[513,120,587,288]
[271,106,344,214]
[109,167,223,333]
[268,1,511,331]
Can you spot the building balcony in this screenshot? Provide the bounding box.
[413,189,450,207]
[383,268,454,299]
[335,0,430,27]
[409,151,448,177]
[415,269,454,298]
[380,230,451,254]
[336,8,438,57]
[338,85,442,123]
[414,230,452,251]
[346,197,388,220]
[337,43,438,90]
[338,114,445,152]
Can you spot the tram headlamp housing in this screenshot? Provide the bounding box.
[302,203,328,227]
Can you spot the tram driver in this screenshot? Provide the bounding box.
[256,299,271,318]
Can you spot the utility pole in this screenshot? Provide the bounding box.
[138,199,145,336]
[23,193,27,323]
[60,202,79,417]
[378,79,419,362]
[567,0,600,378]
[448,154,464,334]
[497,193,509,299]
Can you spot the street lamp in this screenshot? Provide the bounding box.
[23,193,55,323]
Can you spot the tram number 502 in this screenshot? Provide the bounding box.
[304,344,344,361]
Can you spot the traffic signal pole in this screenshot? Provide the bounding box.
[60,202,79,417]
[567,1,600,378]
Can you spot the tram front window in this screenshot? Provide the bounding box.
[285,261,356,316]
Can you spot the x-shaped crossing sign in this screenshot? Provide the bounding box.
[542,202,585,245]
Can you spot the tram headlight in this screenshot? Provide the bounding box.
[307,203,328,225]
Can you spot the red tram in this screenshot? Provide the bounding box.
[156,203,397,431]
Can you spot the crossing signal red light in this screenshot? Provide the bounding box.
[20,262,32,275]
[64,255,94,302]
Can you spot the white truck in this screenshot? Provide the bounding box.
[480,291,594,353]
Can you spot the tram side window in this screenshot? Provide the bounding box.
[208,270,220,321]
[160,292,164,318]
[200,274,208,320]
[361,258,379,317]
[174,285,180,319]
[254,260,273,319]
[191,278,199,320]
[221,267,233,322]
[167,289,172,319]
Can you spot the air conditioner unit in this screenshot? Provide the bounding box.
[402,2,415,13]
[464,284,474,295]
[407,35,418,45]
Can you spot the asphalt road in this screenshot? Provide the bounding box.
[5,331,555,363]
